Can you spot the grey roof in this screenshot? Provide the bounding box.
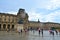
[43,22,60,24]
[28,21,40,23]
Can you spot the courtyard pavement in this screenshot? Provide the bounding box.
[0,30,60,40]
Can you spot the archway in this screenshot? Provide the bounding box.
[3,24,6,30]
[7,24,10,30]
[12,25,14,30]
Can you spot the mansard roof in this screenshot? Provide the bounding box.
[43,22,60,24]
[29,21,40,23]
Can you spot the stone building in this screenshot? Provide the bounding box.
[28,21,60,30]
[28,19,44,30]
[0,8,28,31]
[43,22,60,30]
[0,8,60,31]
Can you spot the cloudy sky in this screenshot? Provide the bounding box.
[0,0,60,23]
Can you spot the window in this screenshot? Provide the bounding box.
[7,24,10,29]
[3,24,6,29]
[12,25,14,29]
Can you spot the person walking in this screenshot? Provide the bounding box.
[58,29,60,35]
[52,30,54,36]
[18,29,21,34]
[24,29,28,34]
[38,28,41,35]
[55,29,58,35]
[41,29,43,37]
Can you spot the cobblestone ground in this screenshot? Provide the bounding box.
[0,30,60,40]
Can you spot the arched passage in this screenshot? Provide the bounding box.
[7,24,10,29]
[3,24,6,30]
[12,25,14,30]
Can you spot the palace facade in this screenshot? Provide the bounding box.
[0,8,28,31]
[0,8,60,31]
[28,21,60,30]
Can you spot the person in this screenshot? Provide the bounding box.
[18,29,21,34]
[49,29,52,34]
[55,30,58,35]
[38,28,41,35]
[33,29,35,34]
[21,29,23,34]
[24,29,27,34]
[7,29,10,32]
[39,30,40,35]
[41,29,43,36]
[58,29,60,35]
[52,30,54,36]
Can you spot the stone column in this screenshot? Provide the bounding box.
[14,24,17,31]
[0,24,1,30]
[6,24,7,31]
[1,24,3,31]
[10,24,12,31]
[0,24,2,30]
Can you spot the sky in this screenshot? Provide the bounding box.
[0,0,60,23]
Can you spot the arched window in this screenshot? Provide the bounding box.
[7,24,10,29]
[12,25,14,29]
[3,24,6,29]
[18,19,24,24]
